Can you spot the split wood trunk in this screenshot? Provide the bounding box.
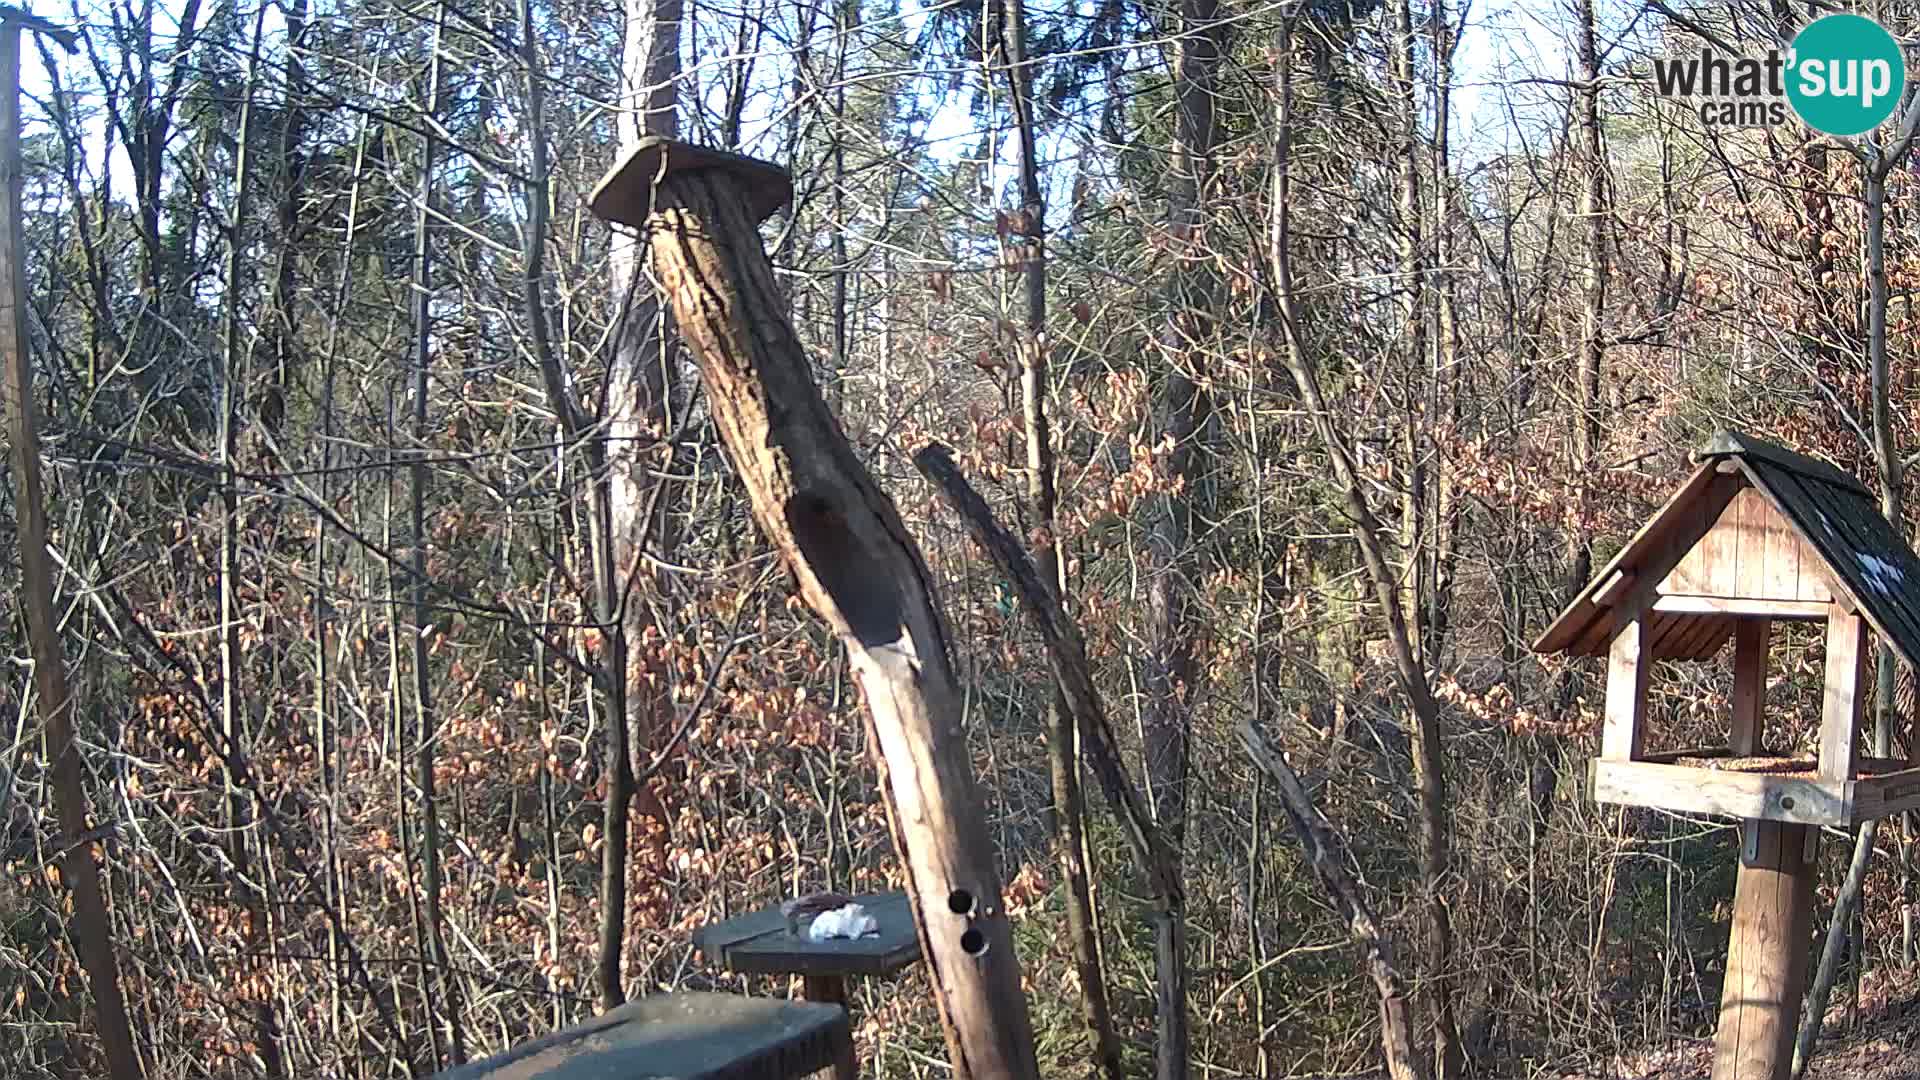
[638,168,1040,1080]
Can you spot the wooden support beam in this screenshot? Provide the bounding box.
[1651,595,1830,619]
[1819,611,1867,781]
[1590,760,1851,826]
[1602,614,1650,761]
[1711,820,1815,1080]
[1593,568,1633,606]
[1731,620,1771,757]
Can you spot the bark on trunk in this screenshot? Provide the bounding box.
[0,20,145,1080]
[997,4,1121,1075]
[1146,2,1223,1073]
[636,165,1040,1080]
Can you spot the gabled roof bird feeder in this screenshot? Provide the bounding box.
[1536,430,1920,1080]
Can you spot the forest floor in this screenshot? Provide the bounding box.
[1561,978,1920,1080]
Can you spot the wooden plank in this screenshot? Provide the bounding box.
[1602,615,1650,761]
[1731,619,1771,757]
[1666,615,1730,661]
[1850,766,1920,823]
[1729,489,1766,596]
[1705,483,1744,596]
[1630,611,1682,659]
[1758,492,1802,599]
[1652,596,1830,619]
[1711,820,1816,1080]
[1664,537,1710,596]
[694,892,922,978]
[1641,747,1733,764]
[1589,760,1852,826]
[1819,611,1867,781]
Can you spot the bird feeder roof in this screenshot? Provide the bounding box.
[1534,430,1920,672]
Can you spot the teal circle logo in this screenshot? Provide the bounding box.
[1787,14,1905,136]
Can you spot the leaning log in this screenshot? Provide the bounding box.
[1240,719,1428,1080]
[913,442,1180,906]
[588,138,1040,1080]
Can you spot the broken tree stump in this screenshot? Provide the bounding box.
[588,137,1040,1080]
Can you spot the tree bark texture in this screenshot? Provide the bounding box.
[0,21,145,1080]
[638,168,1040,1080]
[997,4,1120,1076]
[1146,1,1223,1073]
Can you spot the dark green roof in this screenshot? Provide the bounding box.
[1699,430,1920,671]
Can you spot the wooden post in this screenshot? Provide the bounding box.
[588,138,1041,1080]
[1819,611,1867,781]
[1602,613,1649,761]
[0,14,143,1080]
[1730,619,1770,757]
[1712,820,1815,1080]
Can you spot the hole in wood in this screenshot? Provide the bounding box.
[960,927,988,956]
[947,889,975,916]
[784,491,906,647]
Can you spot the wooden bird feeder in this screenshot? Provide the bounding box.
[1536,430,1920,1080]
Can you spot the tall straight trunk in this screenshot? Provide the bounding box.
[1145,2,1221,1076]
[407,4,461,1063]
[589,0,685,1009]
[1796,154,1900,1078]
[999,6,1120,1077]
[260,0,307,432]
[218,16,282,1075]
[314,111,370,1045]
[1387,0,1426,657]
[1567,0,1607,602]
[1426,0,1461,661]
[1269,24,1454,1077]
[0,19,144,1080]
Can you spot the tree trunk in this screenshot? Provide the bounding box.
[0,21,145,1080]
[598,0,686,1007]
[1566,0,1607,605]
[632,160,1041,1080]
[408,3,461,1061]
[1146,2,1222,1073]
[997,4,1121,1076]
[1796,153,1900,1080]
[1269,26,1457,1077]
[218,16,283,1074]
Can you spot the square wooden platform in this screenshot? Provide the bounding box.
[693,891,920,979]
[1592,748,1920,826]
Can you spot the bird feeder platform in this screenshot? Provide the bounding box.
[428,992,854,1080]
[693,891,921,1006]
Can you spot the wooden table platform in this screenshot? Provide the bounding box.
[429,992,854,1080]
[693,891,920,981]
